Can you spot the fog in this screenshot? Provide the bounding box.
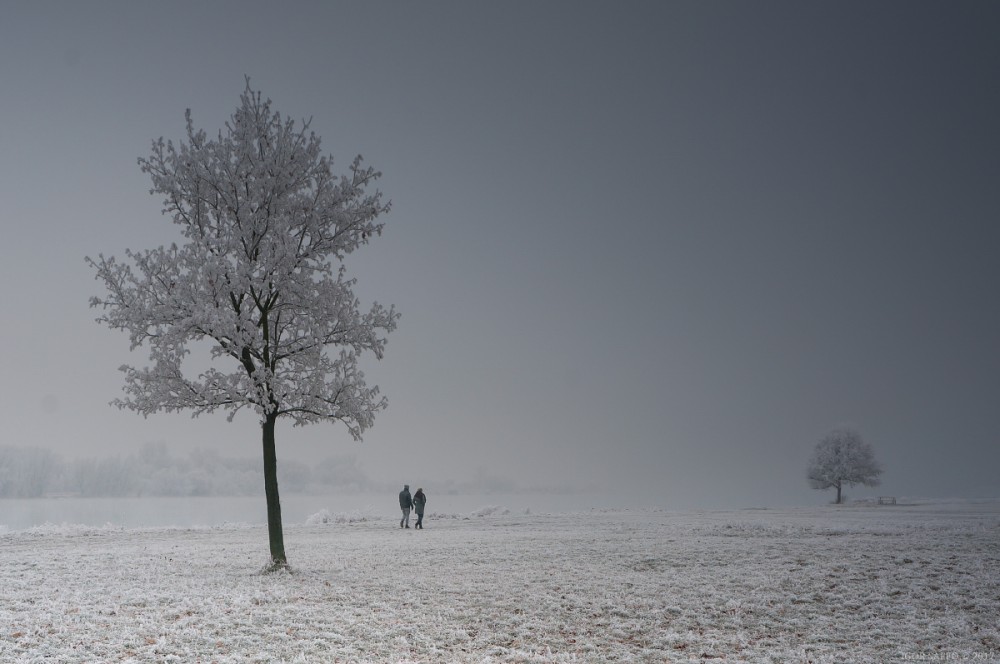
[2,2,998,513]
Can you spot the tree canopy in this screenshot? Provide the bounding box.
[88,80,398,566]
[807,427,883,504]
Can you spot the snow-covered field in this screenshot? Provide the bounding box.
[2,502,998,663]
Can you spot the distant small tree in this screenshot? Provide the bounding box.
[88,80,398,568]
[807,427,883,504]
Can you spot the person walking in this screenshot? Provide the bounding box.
[413,488,426,529]
[399,484,413,528]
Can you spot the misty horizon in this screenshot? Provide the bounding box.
[0,442,605,501]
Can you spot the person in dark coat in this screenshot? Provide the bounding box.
[399,484,413,528]
[412,488,426,529]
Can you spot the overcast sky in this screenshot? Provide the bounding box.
[2,1,998,508]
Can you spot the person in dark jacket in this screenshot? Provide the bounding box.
[399,484,413,528]
[412,488,426,529]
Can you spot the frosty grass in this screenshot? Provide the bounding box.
[2,503,998,663]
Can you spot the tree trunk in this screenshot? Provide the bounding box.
[836,482,842,504]
[262,413,287,567]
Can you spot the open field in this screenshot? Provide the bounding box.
[2,503,998,663]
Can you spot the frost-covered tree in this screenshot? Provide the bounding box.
[0,446,60,498]
[807,428,883,504]
[88,80,398,568]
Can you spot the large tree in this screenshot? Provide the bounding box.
[807,427,883,504]
[88,81,398,568]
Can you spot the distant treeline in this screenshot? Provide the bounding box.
[0,443,374,498]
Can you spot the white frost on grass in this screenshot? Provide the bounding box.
[305,509,373,526]
[1,504,998,662]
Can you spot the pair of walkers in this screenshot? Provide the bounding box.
[398,484,426,529]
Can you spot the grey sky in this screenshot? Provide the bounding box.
[2,1,997,507]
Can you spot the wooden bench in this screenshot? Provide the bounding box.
[878,496,896,505]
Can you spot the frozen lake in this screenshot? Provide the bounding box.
[1,502,998,662]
